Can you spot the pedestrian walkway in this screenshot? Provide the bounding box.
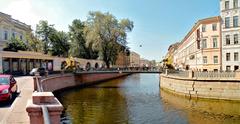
[0,76,33,124]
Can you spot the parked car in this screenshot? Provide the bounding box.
[30,68,46,76]
[0,75,18,102]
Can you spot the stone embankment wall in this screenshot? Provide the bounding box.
[40,72,130,92]
[160,74,240,100]
[28,72,130,124]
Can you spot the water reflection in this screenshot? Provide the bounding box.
[57,74,240,124]
[161,89,240,124]
[58,77,130,124]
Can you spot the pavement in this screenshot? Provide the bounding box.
[0,76,33,124]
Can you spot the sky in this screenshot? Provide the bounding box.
[0,0,220,61]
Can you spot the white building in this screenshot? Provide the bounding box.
[0,12,31,50]
[221,0,240,71]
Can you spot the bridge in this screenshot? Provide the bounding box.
[75,70,162,74]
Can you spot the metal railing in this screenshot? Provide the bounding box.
[194,71,236,78]
[166,70,237,79]
[167,70,189,78]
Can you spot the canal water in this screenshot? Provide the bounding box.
[56,74,240,124]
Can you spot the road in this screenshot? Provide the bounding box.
[0,76,33,124]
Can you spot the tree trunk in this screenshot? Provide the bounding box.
[106,61,110,68]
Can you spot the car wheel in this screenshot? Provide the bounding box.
[14,85,18,94]
[8,93,12,101]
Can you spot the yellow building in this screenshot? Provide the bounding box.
[174,16,222,71]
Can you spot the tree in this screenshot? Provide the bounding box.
[26,33,43,52]
[3,38,28,52]
[49,31,70,57]
[84,11,134,68]
[68,19,98,59]
[36,20,56,54]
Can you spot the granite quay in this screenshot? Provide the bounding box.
[160,70,240,101]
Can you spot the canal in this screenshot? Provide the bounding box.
[56,74,240,124]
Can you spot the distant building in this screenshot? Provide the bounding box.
[165,42,180,68]
[220,0,240,71]
[140,58,150,67]
[174,16,222,71]
[0,12,31,50]
[149,60,156,68]
[114,45,130,68]
[129,51,140,67]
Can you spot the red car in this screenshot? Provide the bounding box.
[0,75,18,102]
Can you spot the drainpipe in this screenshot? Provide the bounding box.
[219,19,223,71]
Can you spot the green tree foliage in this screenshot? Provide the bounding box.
[26,33,43,52]
[36,20,56,54]
[49,31,70,57]
[68,19,98,59]
[84,11,134,68]
[3,38,28,52]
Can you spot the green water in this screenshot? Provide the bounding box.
[57,74,240,124]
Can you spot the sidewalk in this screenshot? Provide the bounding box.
[0,76,33,124]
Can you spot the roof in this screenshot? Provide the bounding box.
[178,16,221,49]
[0,11,32,31]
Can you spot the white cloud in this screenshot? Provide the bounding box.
[1,0,41,30]
[0,0,67,31]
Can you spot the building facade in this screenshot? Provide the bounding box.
[0,12,31,50]
[174,16,222,71]
[115,51,130,68]
[220,0,240,71]
[129,51,140,67]
[140,58,150,67]
[165,42,180,68]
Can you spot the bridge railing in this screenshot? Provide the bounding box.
[166,70,238,79]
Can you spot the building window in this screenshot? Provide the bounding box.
[234,0,238,8]
[203,56,207,64]
[213,37,218,48]
[233,16,239,27]
[226,66,231,71]
[234,65,239,71]
[12,32,15,38]
[234,52,239,61]
[4,31,8,40]
[225,17,230,28]
[226,35,231,45]
[20,35,23,40]
[234,34,239,44]
[225,1,230,10]
[214,56,218,64]
[226,53,231,61]
[202,25,206,32]
[202,39,207,49]
[212,24,217,31]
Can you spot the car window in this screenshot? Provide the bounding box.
[0,77,9,85]
[39,68,45,71]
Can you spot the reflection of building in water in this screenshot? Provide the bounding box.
[160,89,240,124]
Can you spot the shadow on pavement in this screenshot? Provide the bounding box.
[0,92,21,108]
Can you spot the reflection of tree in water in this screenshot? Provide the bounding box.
[59,77,130,124]
[160,89,240,124]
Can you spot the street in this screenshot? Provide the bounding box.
[0,76,33,124]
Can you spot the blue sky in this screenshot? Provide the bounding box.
[0,0,220,61]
